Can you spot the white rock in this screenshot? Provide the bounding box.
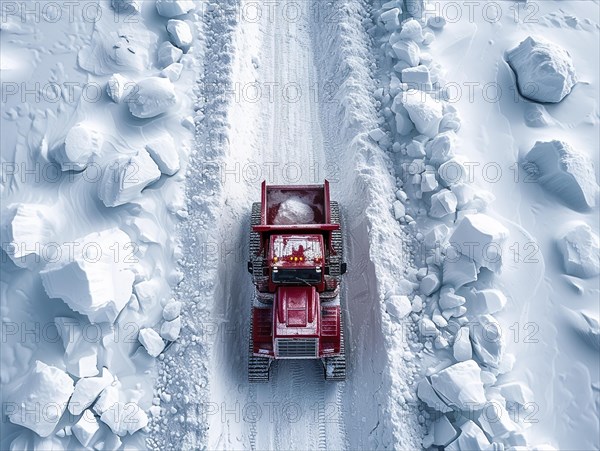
[438,159,467,186]
[448,420,491,450]
[392,200,406,220]
[93,383,120,415]
[399,19,424,42]
[420,273,440,295]
[57,123,103,171]
[450,214,509,272]
[506,36,577,103]
[167,19,193,50]
[558,223,600,278]
[401,65,431,90]
[439,286,466,310]
[406,140,426,158]
[69,368,114,416]
[1,203,55,268]
[473,289,507,314]
[273,197,315,225]
[417,378,452,412]
[392,97,415,135]
[401,89,443,137]
[156,0,195,18]
[432,415,458,446]
[421,172,438,193]
[453,326,472,362]
[471,315,505,369]
[161,317,182,341]
[420,317,439,337]
[8,361,74,437]
[54,317,100,378]
[100,402,148,436]
[430,360,486,409]
[392,39,420,67]
[146,135,180,176]
[498,381,534,405]
[40,229,135,324]
[160,62,184,82]
[163,300,182,321]
[72,410,100,448]
[428,16,446,29]
[98,150,161,207]
[380,8,401,31]
[479,401,517,438]
[369,127,387,143]
[106,73,133,103]
[128,77,177,119]
[139,328,165,357]
[442,254,478,289]
[426,131,457,165]
[111,0,141,13]
[524,140,598,210]
[385,295,412,320]
[424,224,450,249]
[157,41,183,68]
[429,190,457,219]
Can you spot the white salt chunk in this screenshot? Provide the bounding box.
[98,150,161,207]
[401,65,431,90]
[392,39,420,67]
[163,300,182,321]
[406,140,426,158]
[158,41,183,68]
[146,135,180,176]
[450,214,509,272]
[448,420,491,450]
[426,131,457,165]
[72,410,100,448]
[479,401,517,438]
[473,289,507,314]
[442,254,477,288]
[438,286,465,310]
[417,378,452,412]
[8,361,74,437]
[385,295,412,320]
[69,368,113,416]
[139,328,165,357]
[167,19,193,50]
[106,73,132,103]
[432,415,457,446]
[399,19,424,42]
[429,190,457,219]
[392,200,406,220]
[506,36,577,103]
[421,172,438,193]
[128,77,177,119]
[524,140,598,210]
[156,0,195,18]
[40,229,135,324]
[93,383,120,415]
[471,315,505,369]
[273,197,315,225]
[380,8,401,31]
[498,381,534,405]
[558,223,600,278]
[1,203,55,268]
[402,89,443,137]
[58,123,103,171]
[160,62,183,82]
[430,360,486,409]
[54,317,100,378]
[160,317,182,341]
[420,273,440,295]
[453,326,472,362]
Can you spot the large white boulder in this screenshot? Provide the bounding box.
[442,254,478,288]
[392,40,420,67]
[453,326,472,362]
[380,8,401,31]
[156,0,195,17]
[54,317,100,378]
[430,360,486,410]
[146,135,180,176]
[401,90,443,138]
[1,203,55,268]
[506,36,577,103]
[471,315,505,369]
[69,368,114,416]
[429,190,457,219]
[40,229,136,324]
[55,123,103,171]
[273,197,315,225]
[167,19,193,50]
[446,420,491,450]
[157,41,183,68]
[139,328,165,357]
[385,294,412,320]
[128,77,177,119]
[72,410,100,448]
[524,140,598,210]
[426,131,457,165]
[98,150,161,207]
[8,361,74,437]
[417,378,452,412]
[450,214,509,272]
[471,289,508,315]
[106,73,133,103]
[160,317,182,341]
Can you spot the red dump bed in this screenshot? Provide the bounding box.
[253,180,339,232]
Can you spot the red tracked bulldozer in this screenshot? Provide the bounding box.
[247,181,347,382]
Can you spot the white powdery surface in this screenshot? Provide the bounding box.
[1,203,55,268]
[40,229,136,323]
[128,77,177,119]
[506,36,577,103]
[8,361,74,437]
[429,360,486,410]
[450,213,509,272]
[524,140,599,210]
[98,149,161,207]
[401,89,443,138]
[273,197,315,225]
[557,223,600,278]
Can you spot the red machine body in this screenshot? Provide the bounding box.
[248,181,346,380]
